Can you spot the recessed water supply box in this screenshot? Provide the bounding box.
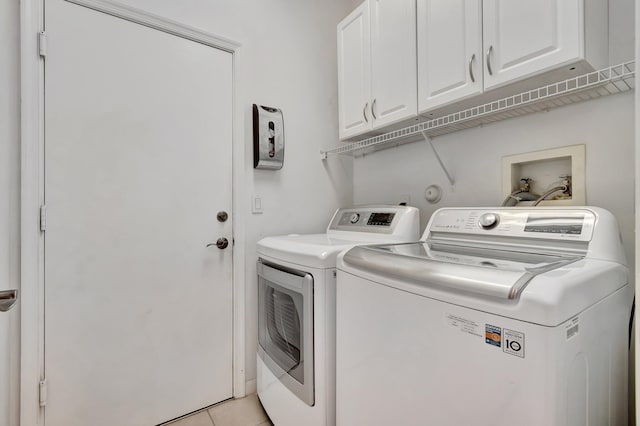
[502,145,585,206]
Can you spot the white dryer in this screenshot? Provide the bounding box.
[256,205,420,426]
[336,207,631,426]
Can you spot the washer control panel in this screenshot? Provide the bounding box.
[427,208,596,242]
[478,213,499,229]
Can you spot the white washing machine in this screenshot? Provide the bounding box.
[336,207,631,426]
[256,205,420,426]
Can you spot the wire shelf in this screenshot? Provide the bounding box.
[321,61,635,158]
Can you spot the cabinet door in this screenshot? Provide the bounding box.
[370,0,417,129]
[338,2,372,140]
[483,0,582,89]
[417,0,482,114]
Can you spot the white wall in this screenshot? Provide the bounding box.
[354,91,635,247]
[0,0,22,424]
[1,0,357,415]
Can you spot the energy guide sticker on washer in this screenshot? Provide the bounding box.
[485,324,502,347]
[445,313,482,338]
[503,329,525,358]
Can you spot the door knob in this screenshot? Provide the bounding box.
[207,238,229,249]
[0,289,18,312]
[217,211,228,222]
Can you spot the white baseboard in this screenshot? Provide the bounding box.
[245,378,257,395]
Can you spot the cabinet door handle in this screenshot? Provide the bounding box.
[363,102,369,123]
[0,289,18,312]
[468,54,476,82]
[371,99,377,120]
[486,45,494,76]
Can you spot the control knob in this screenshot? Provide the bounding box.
[478,213,499,229]
[350,213,360,224]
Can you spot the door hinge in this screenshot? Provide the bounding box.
[38,32,47,57]
[39,205,47,232]
[39,379,47,407]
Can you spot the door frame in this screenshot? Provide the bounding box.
[20,1,247,424]
[635,0,639,423]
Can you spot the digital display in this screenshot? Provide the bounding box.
[367,212,395,226]
[524,215,584,235]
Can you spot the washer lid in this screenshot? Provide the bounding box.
[342,242,582,300]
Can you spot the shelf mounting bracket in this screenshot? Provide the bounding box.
[421,132,455,188]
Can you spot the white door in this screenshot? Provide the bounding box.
[370,0,417,129]
[44,1,233,425]
[338,1,372,140]
[417,0,482,113]
[483,0,582,89]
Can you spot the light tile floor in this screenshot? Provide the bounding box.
[166,394,273,426]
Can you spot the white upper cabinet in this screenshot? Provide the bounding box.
[338,2,372,139]
[370,0,417,129]
[338,0,417,140]
[483,0,609,90]
[417,0,482,113]
[416,0,608,114]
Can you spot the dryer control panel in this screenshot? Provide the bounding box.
[336,211,396,227]
[328,205,419,237]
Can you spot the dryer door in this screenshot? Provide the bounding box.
[257,260,314,406]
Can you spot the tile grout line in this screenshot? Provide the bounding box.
[206,408,216,426]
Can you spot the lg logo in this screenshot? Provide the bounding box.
[506,339,521,352]
[503,329,525,358]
